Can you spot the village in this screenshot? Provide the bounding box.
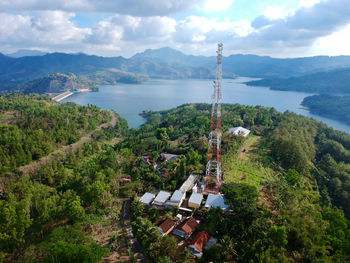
[134,126,250,259]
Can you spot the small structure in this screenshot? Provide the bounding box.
[158,218,176,236]
[229,126,250,137]
[160,153,180,162]
[139,192,155,206]
[205,194,229,210]
[153,191,171,207]
[172,217,199,239]
[188,192,203,209]
[179,174,200,192]
[188,231,211,258]
[176,214,183,221]
[166,190,186,207]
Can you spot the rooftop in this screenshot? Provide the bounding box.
[153,191,171,204]
[179,174,200,192]
[189,231,210,253]
[170,190,185,202]
[158,218,176,234]
[139,192,155,205]
[229,126,250,137]
[205,194,229,210]
[176,217,198,235]
[160,153,180,162]
[188,192,203,205]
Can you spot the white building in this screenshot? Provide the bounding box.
[205,194,229,210]
[188,192,203,209]
[152,191,171,206]
[139,192,156,205]
[229,126,250,137]
[166,190,186,207]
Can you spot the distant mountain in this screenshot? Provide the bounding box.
[247,68,350,94]
[7,49,47,58]
[1,47,350,92]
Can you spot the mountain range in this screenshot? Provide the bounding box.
[1,47,350,93]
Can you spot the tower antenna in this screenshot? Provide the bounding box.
[204,43,223,194]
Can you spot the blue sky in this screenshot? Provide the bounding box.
[0,0,349,57]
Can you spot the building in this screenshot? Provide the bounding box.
[229,126,250,137]
[188,192,203,209]
[179,174,200,192]
[139,192,155,206]
[188,231,211,258]
[205,194,229,210]
[152,191,171,206]
[166,190,186,207]
[158,218,176,236]
[160,153,180,162]
[172,217,199,239]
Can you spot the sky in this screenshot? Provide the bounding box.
[0,0,349,58]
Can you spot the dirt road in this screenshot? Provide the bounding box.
[18,111,118,174]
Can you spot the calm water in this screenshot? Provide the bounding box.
[63,77,350,133]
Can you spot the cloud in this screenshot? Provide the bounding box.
[0,0,350,58]
[0,0,201,16]
[201,0,234,12]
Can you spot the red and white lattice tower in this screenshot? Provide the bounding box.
[205,43,223,194]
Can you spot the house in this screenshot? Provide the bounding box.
[188,231,211,258]
[229,126,250,137]
[160,153,180,162]
[152,191,171,206]
[166,190,186,207]
[179,174,200,192]
[158,218,176,236]
[188,192,203,209]
[205,194,229,210]
[172,217,199,239]
[139,192,156,206]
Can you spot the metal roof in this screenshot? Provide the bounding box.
[179,174,200,192]
[140,192,155,205]
[189,192,203,205]
[204,194,229,210]
[153,191,171,204]
[170,190,185,202]
[229,126,250,137]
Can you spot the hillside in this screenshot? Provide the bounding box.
[1,98,350,262]
[2,48,350,90]
[302,94,350,124]
[247,68,350,94]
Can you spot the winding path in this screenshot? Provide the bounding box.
[18,111,118,174]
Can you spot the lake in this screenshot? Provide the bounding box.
[62,77,350,133]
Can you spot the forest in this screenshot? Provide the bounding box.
[0,95,349,262]
[302,94,350,125]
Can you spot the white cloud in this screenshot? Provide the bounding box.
[311,23,350,56]
[298,0,323,8]
[201,0,234,12]
[0,0,201,16]
[263,6,293,20]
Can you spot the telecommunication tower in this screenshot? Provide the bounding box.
[204,43,223,194]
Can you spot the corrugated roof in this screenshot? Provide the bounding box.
[170,190,185,202]
[179,174,199,192]
[140,192,155,205]
[229,126,250,137]
[189,192,203,205]
[205,194,229,209]
[153,191,171,204]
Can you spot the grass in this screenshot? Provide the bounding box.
[222,135,276,189]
